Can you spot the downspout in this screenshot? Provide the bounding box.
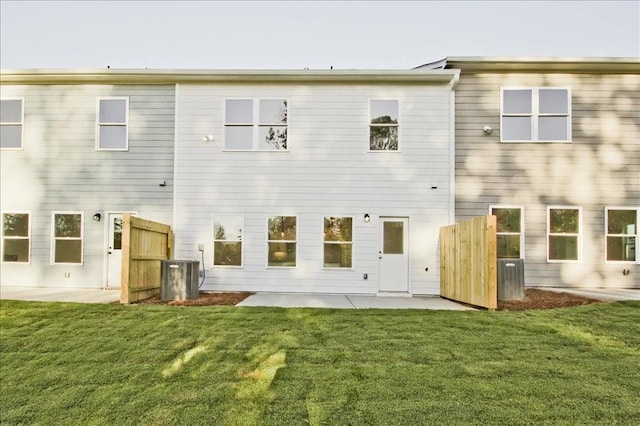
[448,71,460,225]
[172,83,180,244]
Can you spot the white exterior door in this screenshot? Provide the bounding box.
[378,217,409,293]
[107,213,124,288]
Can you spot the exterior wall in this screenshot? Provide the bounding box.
[454,71,640,288]
[174,82,454,294]
[0,84,175,288]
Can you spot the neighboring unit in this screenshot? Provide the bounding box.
[1,71,175,288]
[419,57,640,288]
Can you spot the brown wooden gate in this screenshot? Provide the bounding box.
[120,214,173,304]
[440,215,497,309]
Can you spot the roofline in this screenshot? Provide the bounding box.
[415,57,640,74]
[0,68,460,85]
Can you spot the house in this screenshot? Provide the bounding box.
[418,57,640,289]
[1,68,459,295]
[1,70,176,289]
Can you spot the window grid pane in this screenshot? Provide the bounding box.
[606,209,637,262]
[268,216,296,267]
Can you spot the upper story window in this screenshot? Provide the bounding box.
[52,212,83,264]
[267,215,296,267]
[491,206,524,259]
[323,216,353,268]
[501,88,571,142]
[547,207,581,262]
[369,100,399,151]
[97,97,129,150]
[225,99,288,151]
[1,98,24,150]
[605,207,637,263]
[2,212,30,263]
[213,215,243,267]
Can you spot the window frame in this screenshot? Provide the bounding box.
[212,214,244,268]
[500,87,571,143]
[2,211,31,263]
[605,207,638,264]
[322,216,354,270]
[490,205,524,260]
[96,97,129,151]
[266,215,297,268]
[547,206,582,263]
[0,97,25,150]
[224,98,289,151]
[51,211,84,265]
[368,99,400,152]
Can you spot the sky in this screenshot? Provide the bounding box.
[1,0,638,70]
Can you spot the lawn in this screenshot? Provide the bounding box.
[1,300,639,425]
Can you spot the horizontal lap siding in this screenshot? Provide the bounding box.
[0,85,175,288]
[454,72,640,288]
[174,83,453,294]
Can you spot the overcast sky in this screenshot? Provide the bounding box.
[1,1,638,70]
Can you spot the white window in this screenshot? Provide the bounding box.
[490,206,524,259]
[501,88,571,142]
[323,216,353,268]
[52,212,83,264]
[605,207,638,263]
[225,99,288,150]
[369,100,399,151]
[2,212,30,263]
[1,98,24,149]
[267,216,296,267]
[213,215,243,267]
[547,207,581,262]
[97,97,128,150]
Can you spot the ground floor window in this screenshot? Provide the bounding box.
[547,207,581,262]
[323,216,353,268]
[2,212,30,262]
[267,216,297,267]
[52,212,83,264]
[213,215,243,267]
[606,207,637,262]
[491,206,523,259]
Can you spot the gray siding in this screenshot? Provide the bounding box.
[174,83,454,294]
[1,84,175,288]
[454,72,640,288]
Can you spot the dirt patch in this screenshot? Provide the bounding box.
[498,288,601,311]
[134,291,254,306]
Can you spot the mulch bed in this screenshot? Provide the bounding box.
[134,288,601,310]
[497,288,601,311]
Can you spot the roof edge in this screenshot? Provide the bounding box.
[415,57,640,73]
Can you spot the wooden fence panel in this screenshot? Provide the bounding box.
[440,215,497,309]
[120,214,173,304]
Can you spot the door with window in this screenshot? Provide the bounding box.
[379,217,409,292]
[107,213,130,288]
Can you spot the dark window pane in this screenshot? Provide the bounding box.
[55,240,82,263]
[214,242,242,266]
[3,239,29,262]
[268,216,296,240]
[550,209,579,234]
[323,243,352,268]
[549,236,578,260]
[383,222,404,254]
[607,236,636,262]
[324,217,353,242]
[497,235,520,259]
[608,210,637,235]
[493,208,521,233]
[55,214,82,238]
[268,242,296,266]
[370,126,398,150]
[3,213,29,237]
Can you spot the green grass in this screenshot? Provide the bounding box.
[1,300,639,425]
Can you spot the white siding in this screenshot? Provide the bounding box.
[174,83,453,294]
[1,85,175,288]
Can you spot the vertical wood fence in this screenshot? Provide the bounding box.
[440,215,497,309]
[120,214,173,304]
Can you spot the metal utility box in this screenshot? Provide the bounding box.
[497,259,525,301]
[161,260,200,301]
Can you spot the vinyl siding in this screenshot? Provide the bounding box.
[454,72,640,288]
[0,85,175,288]
[174,83,453,294]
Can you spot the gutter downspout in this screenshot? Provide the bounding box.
[448,71,460,225]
